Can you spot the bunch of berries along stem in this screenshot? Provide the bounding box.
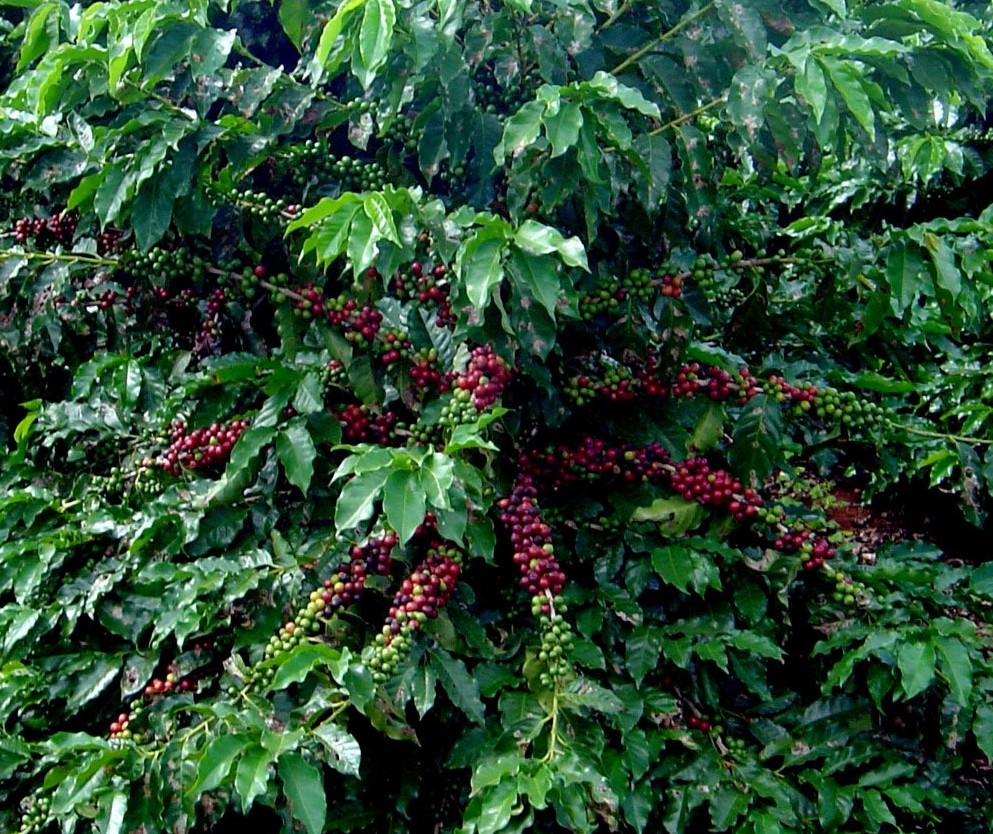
[318,533,397,615]
[519,438,842,568]
[108,665,199,744]
[13,210,77,248]
[408,347,451,396]
[369,541,463,683]
[159,418,251,476]
[496,474,571,683]
[251,533,398,688]
[435,345,514,431]
[335,403,400,445]
[455,345,513,411]
[390,261,455,327]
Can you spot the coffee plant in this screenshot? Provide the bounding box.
[1,1,993,832]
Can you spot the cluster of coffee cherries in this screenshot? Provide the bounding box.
[13,210,77,247]
[565,359,638,406]
[108,668,197,744]
[686,251,749,308]
[287,141,388,191]
[376,328,412,366]
[380,109,423,153]
[578,267,656,319]
[521,437,673,493]
[686,713,713,733]
[335,403,400,445]
[562,354,763,410]
[158,417,251,476]
[497,475,572,683]
[765,376,891,438]
[824,567,871,607]
[435,347,513,430]
[472,64,540,118]
[326,295,384,346]
[119,244,208,285]
[198,287,231,341]
[771,526,836,571]
[390,261,455,327]
[455,346,513,411]
[672,363,762,405]
[317,534,397,615]
[498,475,567,600]
[249,534,398,688]
[224,186,301,222]
[807,385,891,436]
[321,358,348,388]
[96,227,125,255]
[670,458,764,520]
[14,794,50,834]
[368,543,463,683]
[407,347,451,396]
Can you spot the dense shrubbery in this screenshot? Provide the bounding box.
[1,1,993,832]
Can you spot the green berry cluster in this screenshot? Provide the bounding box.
[288,141,388,191]
[824,567,872,607]
[688,253,745,308]
[472,65,539,118]
[15,794,50,834]
[380,110,423,152]
[578,268,656,319]
[120,244,207,285]
[810,386,891,436]
[227,187,300,222]
[534,600,573,686]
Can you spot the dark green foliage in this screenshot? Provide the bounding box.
[1,1,992,832]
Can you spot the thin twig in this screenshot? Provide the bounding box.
[610,2,715,76]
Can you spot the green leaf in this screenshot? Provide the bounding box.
[356,0,396,87]
[363,192,401,245]
[419,453,454,510]
[99,790,127,834]
[311,0,364,79]
[313,723,362,777]
[234,745,273,813]
[335,468,391,532]
[514,220,588,270]
[584,71,660,118]
[269,643,345,691]
[428,648,485,724]
[896,639,936,700]
[278,0,311,50]
[820,55,876,139]
[188,734,248,799]
[279,753,327,834]
[383,469,426,545]
[729,395,784,482]
[710,784,750,829]
[474,778,519,834]
[861,789,896,827]
[688,402,724,452]
[459,228,507,310]
[542,100,583,158]
[508,248,561,320]
[276,419,317,494]
[973,704,993,760]
[651,546,695,594]
[633,498,705,535]
[727,631,783,662]
[494,100,545,160]
[798,55,829,123]
[934,637,972,706]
